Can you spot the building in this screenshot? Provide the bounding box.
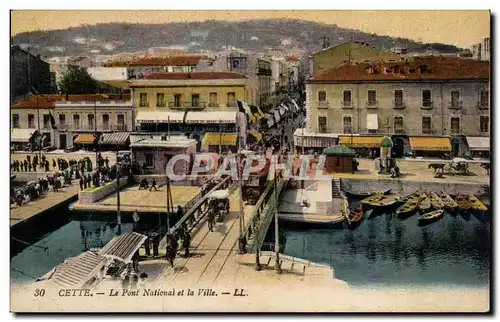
[11,46,54,102]
[471,37,491,61]
[301,56,490,158]
[129,72,247,147]
[309,41,402,78]
[11,94,133,149]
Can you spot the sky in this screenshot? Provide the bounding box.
[11,10,490,48]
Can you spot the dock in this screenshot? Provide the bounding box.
[10,182,79,227]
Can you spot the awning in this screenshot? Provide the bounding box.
[99,232,148,264]
[74,134,96,145]
[48,251,108,288]
[266,116,275,128]
[367,114,379,130]
[202,132,239,146]
[249,105,263,120]
[409,137,452,151]
[273,110,281,123]
[466,136,490,151]
[100,132,130,145]
[294,128,339,148]
[135,111,185,123]
[256,106,265,118]
[11,129,37,143]
[238,101,257,124]
[185,111,236,124]
[291,99,300,112]
[279,107,286,116]
[339,136,383,148]
[248,130,263,142]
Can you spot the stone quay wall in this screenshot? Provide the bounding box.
[78,178,128,204]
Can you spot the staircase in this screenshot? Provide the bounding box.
[332,178,342,199]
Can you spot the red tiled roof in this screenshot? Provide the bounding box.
[104,55,207,67]
[286,56,300,62]
[11,94,131,109]
[311,56,490,82]
[143,72,247,80]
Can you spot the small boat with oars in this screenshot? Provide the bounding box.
[429,191,445,209]
[360,192,385,206]
[440,192,458,212]
[418,209,444,226]
[343,189,392,198]
[418,193,432,212]
[366,194,403,209]
[396,195,420,218]
[455,194,471,221]
[468,195,488,212]
[347,205,364,228]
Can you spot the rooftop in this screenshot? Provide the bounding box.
[143,72,247,80]
[311,56,490,82]
[103,55,207,67]
[11,94,131,109]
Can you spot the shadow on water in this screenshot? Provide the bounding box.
[274,196,490,287]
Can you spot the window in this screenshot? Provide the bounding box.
[227,92,236,107]
[451,117,460,134]
[192,94,200,107]
[422,117,432,134]
[43,114,50,129]
[367,90,377,106]
[139,93,148,107]
[480,116,489,133]
[88,114,95,129]
[318,91,326,102]
[28,114,35,128]
[209,92,218,107]
[59,114,65,128]
[394,90,404,108]
[422,90,432,108]
[12,114,19,128]
[480,90,489,108]
[343,90,352,107]
[174,94,182,107]
[145,153,154,167]
[232,60,240,69]
[156,93,166,107]
[343,116,352,134]
[102,114,109,130]
[318,116,327,133]
[117,114,125,130]
[394,116,404,133]
[73,114,80,130]
[451,91,461,108]
[172,66,183,73]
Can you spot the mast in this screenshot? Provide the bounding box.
[219,118,222,155]
[274,154,281,274]
[237,121,245,254]
[116,149,121,235]
[167,116,170,139]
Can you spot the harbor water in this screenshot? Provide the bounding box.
[280,202,490,288]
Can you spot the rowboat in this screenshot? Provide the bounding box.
[455,194,470,210]
[440,192,458,211]
[361,193,384,206]
[418,209,444,225]
[468,195,488,211]
[396,196,419,217]
[348,205,364,224]
[429,191,445,209]
[418,193,432,212]
[366,194,403,208]
[343,189,392,198]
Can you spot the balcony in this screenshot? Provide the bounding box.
[365,100,378,109]
[59,123,67,130]
[449,100,463,109]
[341,101,353,109]
[393,101,406,110]
[317,101,329,109]
[139,102,149,108]
[208,103,220,108]
[168,102,206,110]
[394,128,405,134]
[477,101,489,110]
[421,101,433,110]
[422,128,433,135]
[318,126,329,134]
[450,128,461,135]
[343,127,353,134]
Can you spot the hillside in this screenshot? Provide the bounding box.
[11,19,463,58]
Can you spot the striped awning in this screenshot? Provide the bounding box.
[99,232,148,264]
[249,105,264,120]
[185,111,236,124]
[135,111,184,123]
[11,129,38,143]
[237,101,257,124]
[202,132,238,146]
[339,136,383,148]
[409,137,452,151]
[273,110,281,123]
[248,130,263,142]
[466,136,490,151]
[100,132,130,145]
[49,251,108,288]
[291,99,300,112]
[279,106,286,116]
[74,134,96,145]
[266,115,275,128]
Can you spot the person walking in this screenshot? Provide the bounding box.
[79,177,84,190]
[182,231,191,258]
[149,178,158,191]
[52,159,56,169]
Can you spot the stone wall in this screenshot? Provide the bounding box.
[340,178,489,196]
[78,178,128,204]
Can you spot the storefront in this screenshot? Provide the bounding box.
[201,132,239,154]
[466,136,490,159]
[338,135,383,158]
[293,128,338,154]
[74,133,97,150]
[323,145,356,173]
[10,129,39,150]
[408,136,452,158]
[99,132,131,151]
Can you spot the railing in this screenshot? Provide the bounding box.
[394,128,405,134]
[421,101,433,109]
[450,128,461,134]
[168,102,207,110]
[139,102,149,107]
[422,128,433,134]
[393,101,406,109]
[477,101,489,110]
[208,103,219,108]
[317,101,329,109]
[240,181,273,250]
[449,100,463,109]
[341,101,353,109]
[365,100,378,108]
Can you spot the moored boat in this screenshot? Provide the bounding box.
[468,195,488,211]
[455,194,470,210]
[366,194,403,208]
[418,209,444,225]
[429,191,445,209]
[361,193,384,206]
[418,193,432,212]
[440,192,458,211]
[396,196,419,217]
[348,205,364,224]
[344,189,392,198]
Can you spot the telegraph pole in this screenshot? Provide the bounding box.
[116,149,121,235]
[274,156,281,274]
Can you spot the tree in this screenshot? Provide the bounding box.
[59,66,98,94]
